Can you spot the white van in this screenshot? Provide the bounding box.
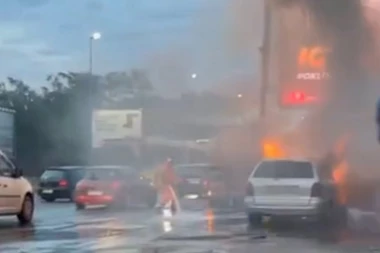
[0,150,34,224]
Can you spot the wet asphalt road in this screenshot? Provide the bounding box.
[0,198,380,252]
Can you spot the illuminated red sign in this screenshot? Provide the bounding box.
[281,90,319,106]
[296,46,330,81]
[279,45,329,107]
[298,46,327,70]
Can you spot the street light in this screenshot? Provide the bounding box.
[91,32,101,40]
[237,93,243,98]
[191,73,197,79]
[89,32,101,74]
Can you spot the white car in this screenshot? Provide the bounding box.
[244,158,346,227]
[0,151,34,224]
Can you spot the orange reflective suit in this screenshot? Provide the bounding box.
[153,160,179,208]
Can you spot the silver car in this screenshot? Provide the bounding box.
[244,159,346,227]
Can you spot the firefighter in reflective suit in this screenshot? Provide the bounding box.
[153,158,180,213]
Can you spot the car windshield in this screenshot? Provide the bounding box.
[41,169,65,181]
[253,161,314,179]
[175,165,222,179]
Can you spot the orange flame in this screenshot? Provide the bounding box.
[331,134,350,204]
[332,160,348,204]
[262,139,286,158]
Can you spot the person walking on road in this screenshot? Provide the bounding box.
[153,158,180,213]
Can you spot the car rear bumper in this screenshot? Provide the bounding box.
[75,195,114,205]
[244,197,323,217]
[177,188,226,199]
[246,206,321,217]
[38,188,71,199]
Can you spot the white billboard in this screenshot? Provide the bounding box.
[92,109,142,148]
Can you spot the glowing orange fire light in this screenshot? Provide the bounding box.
[262,139,286,158]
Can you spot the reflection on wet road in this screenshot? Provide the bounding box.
[0,199,158,252]
[0,199,380,252]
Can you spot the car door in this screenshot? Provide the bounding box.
[0,168,7,213]
[0,154,20,213]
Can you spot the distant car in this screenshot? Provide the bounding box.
[0,150,34,224]
[74,165,156,210]
[38,166,86,202]
[244,159,347,227]
[174,164,226,203]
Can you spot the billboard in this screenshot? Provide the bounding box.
[92,109,142,148]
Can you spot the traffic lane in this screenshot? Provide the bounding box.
[1,198,380,252]
[153,207,380,252]
[0,197,74,231]
[0,198,238,252]
[140,214,347,253]
[0,198,161,252]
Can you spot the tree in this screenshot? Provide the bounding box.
[130,69,153,95]
[104,70,153,106]
[0,69,153,175]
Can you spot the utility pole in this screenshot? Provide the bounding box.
[259,0,272,119]
[89,32,101,74]
[89,38,93,74]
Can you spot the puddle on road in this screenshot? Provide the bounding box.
[3,207,380,252]
[0,218,147,244]
[0,224,150,253]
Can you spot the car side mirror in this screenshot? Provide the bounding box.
[13,168,23,178]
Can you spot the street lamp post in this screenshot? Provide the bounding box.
[259,0,272,119]
[87,32,101,165]
[89,32,101,74]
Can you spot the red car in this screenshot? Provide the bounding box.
[74,166,156,210]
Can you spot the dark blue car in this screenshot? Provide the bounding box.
[38,166,86,202]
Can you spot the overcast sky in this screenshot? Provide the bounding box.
[0,0,263,94]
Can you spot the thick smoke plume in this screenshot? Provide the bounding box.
[276,0,376,104]
[275,0,380,175]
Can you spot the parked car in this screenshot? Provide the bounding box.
[0,150,34,224]
[74,165,156,210]
[38,166,86,202]
[244,158,347,228]
[174,164,227,204]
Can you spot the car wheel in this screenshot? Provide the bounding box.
[76,203,85,210]
[318,202,347,229]
[17,194,34,225]
[318,203,332,227]
[247,213,262,229]
[332,204,348,228]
